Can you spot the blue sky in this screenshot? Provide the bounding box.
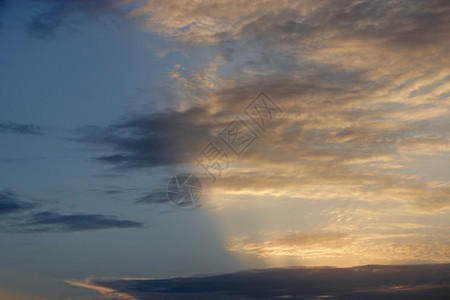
[1,1,450,299]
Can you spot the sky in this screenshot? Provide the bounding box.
[0,0,449,299]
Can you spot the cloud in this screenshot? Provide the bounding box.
[125,0,315,45]
[62,2,450,271]
[65,279,136,300]
[4,0,448,282]
[0,157,48,164]
[62,1,450,218]
[8,211,143,233]
[69,264,450,299]
[0,190,36,215]
[73,108,211,170]
[0,189,143,233]
[125,0,450,53]
[29,211,142,231]
[227,231,450,264]
[26,0,130,39]
[0,121,45,135]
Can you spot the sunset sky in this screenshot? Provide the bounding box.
[1,0,449,299]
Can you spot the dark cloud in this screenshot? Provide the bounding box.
[0,190,36,215]
[26,0,129,39]
[2,210,143,233]
[74,108,211,170]
[90,186,140,195]
[26,211,142,232]
[0,0,7,27]
[81,264,450,299]
[0,157,49,164]
[0,121,45,135]
[0,189,143,233]
[102,189,124,195]
[9,211,143,233]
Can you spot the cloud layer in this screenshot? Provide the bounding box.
[0,190,36,215]
[18,0,450,267]
[0,121,45,135]
[70,264,450,299]
[0,189,143,233]
[71,0,450,208]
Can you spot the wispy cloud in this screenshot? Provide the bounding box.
[227,231,450,264]
[0,190,36,215]
[0,189,143,233]
[13,211,143,233]
[26,0,130,39]
[0,121,45,135]
[1,211,143,233]
[66,278,136,300]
